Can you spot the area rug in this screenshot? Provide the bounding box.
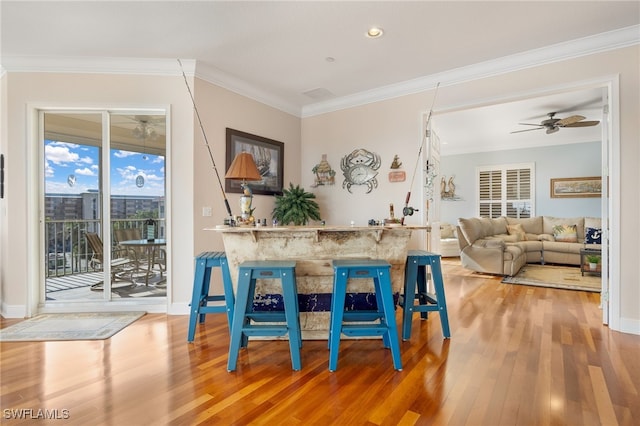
[502,264,601,292]
[0,311,146,342]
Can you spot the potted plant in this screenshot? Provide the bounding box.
[586,254,601,271]
[272,183,321,226]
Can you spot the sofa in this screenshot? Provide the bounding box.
[456,216,602,276]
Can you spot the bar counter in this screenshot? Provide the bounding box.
[208,225,428,339]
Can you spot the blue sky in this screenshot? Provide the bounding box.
[45,140,165,196]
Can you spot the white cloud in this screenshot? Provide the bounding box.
[114,150,139,158]
[44,160,54,178]
[45,144,80,165]
[74,167,95,176]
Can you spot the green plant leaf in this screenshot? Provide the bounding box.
[272,183,321,226]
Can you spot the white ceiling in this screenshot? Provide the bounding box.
[2,1,638,155]
[433,86,605,155]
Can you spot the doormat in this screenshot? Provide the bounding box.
[0,311,146,342]
[502,264,600,292]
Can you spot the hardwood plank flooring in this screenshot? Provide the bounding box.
[1,260,639,425]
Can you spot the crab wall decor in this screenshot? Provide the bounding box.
[340,148,381,193]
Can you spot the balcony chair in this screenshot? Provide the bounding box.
[114,228,166,279]
[85,232,138,291]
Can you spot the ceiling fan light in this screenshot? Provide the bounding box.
[132,126,144,139]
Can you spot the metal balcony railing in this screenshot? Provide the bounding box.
[45,218,166,278]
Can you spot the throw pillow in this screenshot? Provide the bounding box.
[506,224,526,241]
[585,227,602,244]
[553,224,578,242]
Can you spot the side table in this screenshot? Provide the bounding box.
[580,248,602,277]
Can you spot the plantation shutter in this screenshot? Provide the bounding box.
[506,168,531,218]
[477,164,534,218]
[478,170,502,218]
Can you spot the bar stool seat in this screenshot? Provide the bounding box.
[329,259,402,372]
[187,251,234,342]
[401,249,451,341]
[227,260,302,372]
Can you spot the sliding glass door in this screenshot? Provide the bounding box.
[41,111,166,303]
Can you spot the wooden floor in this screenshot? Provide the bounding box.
[1,260,639,425]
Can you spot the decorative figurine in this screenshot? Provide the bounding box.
[441,175,457,199]
[390,155,402,169]
[311,154,336,187]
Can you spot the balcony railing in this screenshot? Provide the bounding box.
[45,218,166,278]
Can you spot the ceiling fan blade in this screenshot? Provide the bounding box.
[510,127,544,134]
[563,120,600,128]
[517,123,544,127]
[556,115,585,126]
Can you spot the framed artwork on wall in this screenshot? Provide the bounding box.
[550,176,602,198]
[225,128,284,196]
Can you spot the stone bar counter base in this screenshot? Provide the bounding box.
[210,225,426,340]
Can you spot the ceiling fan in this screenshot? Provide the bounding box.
[511,112,600,135]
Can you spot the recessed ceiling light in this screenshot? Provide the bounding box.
[366,27,384,38]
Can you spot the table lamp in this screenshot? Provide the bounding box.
[225,151,262,223]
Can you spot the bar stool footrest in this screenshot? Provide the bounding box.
[246,312,287,322]
[342,324,388,336]
[241,325,289,336]
[342,311,384,322]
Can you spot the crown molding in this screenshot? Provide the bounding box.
[1,25,637,118]
[300,25,640,118]
[194,62,300,117]
[0,56,196,76]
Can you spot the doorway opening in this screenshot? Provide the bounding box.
[428,79,618,326]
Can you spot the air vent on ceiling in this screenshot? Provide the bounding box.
[303,88,334,100]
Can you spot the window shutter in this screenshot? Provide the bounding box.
[477,164,534,218]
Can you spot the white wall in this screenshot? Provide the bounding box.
[301,46,639,334]
[440,141,602,224]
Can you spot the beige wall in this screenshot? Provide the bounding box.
[302,46,639,334]
[0,72,197,315]
[192,78,301,255]
[0,71,300,317]
[0,75,7,307]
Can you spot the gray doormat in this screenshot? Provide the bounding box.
[0,311,146,342]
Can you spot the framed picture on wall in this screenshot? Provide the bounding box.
[550,176,602,198]
[225,128,284,196]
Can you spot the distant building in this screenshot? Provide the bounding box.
[45,192,163,221]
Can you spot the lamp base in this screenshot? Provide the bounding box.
[239,194,254,223]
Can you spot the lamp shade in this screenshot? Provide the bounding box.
[225,152,262,181]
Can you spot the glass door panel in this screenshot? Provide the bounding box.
[43,112,106,300]
[42,111,167,302]
[110,114,167,295]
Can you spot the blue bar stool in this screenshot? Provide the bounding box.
[227,261,302,372]
[401,249,451,341]
[188,252,235,342]
[329,259,402,372]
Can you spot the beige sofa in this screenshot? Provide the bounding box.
[456,216,602,276]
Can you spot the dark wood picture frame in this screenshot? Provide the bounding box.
[225,128,284,196]
[550,176,602,198]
